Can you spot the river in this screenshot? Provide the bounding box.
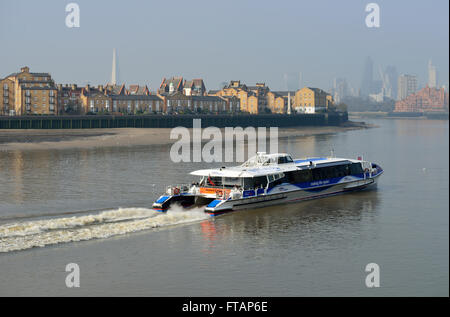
[0,118,448,296]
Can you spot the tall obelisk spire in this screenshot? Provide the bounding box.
[111,48,117,85]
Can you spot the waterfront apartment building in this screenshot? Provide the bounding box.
[0,66,58,115]
[266,91,295,114]
[80,85,112,114]
[394,86,448,113]
[164,91,231,114]
[212,81,272,114]
[220,95,241,113]
[212,80,250,112]
[58,84,83,114]
[106,84,163,114]
[79,84,164,114]
[294,87,333,114]
[397,74,417,100]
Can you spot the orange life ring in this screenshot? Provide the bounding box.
[173,187,180,195]
[216,190,223,197]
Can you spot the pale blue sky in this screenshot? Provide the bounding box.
[0,0,448,92]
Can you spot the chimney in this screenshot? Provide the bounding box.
[57,84,62,90]
[98,85,104,92]
[72,84,77,90]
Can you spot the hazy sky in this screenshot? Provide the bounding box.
[0,0,448,92]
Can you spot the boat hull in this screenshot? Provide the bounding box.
[204,172,382,216]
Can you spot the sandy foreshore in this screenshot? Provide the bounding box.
[0,121,373,151]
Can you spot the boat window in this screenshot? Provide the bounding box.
[284,164,355,183]
[254,176,268,188]
[285,170,313,183]
[223,177,241,186]
[243,176,268,189]
[206,176,223,186]
[268,174,274,182]
[243,177,254,189]
[350,163,364,175]
[277,155,294,164]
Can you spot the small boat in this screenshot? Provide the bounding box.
[152,153,383,216]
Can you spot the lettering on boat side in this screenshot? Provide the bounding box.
[310,179,330,186]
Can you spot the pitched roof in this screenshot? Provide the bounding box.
[105,83,126,95]
[159,77,184,92]
[128,85,150,95]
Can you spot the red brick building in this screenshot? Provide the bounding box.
[395,86,448,113]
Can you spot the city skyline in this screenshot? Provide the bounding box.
[0,0,448,92]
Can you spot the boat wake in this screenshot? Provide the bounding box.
[0,205,209,253]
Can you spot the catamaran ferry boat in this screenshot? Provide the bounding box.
[152,153,383,216]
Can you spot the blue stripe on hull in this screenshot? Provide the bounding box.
[207,176,379,216]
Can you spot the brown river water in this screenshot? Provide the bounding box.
[0,118,448,296]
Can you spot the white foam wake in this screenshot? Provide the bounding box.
[0,206,208,253]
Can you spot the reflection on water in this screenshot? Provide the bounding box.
[199,190,380,254]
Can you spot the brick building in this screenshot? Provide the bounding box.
[58,84,83,114]
[0,66,58,115]
[394,86,449,113]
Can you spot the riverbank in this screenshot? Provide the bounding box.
[0,121,373,151]
[349,111,449,120]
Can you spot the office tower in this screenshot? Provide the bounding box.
[428,59,437,88]
[360,56,375,97]
[384,66,398,99]
[332,78,349,104]
[397,74,417,100]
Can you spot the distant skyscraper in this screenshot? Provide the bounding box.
[111,48,118,85]
[397,74,417,100]
[428,59,437,88]
[384,65,398,99]
[360,56,374,97]
[332,78,348,104]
